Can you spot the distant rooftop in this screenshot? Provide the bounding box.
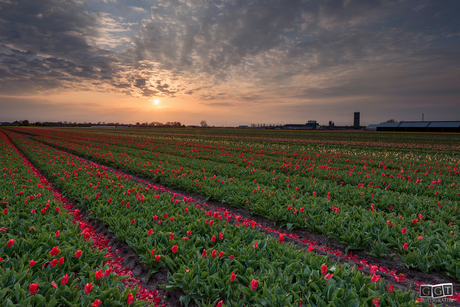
[399,122,430,128]
[376,121,460,132]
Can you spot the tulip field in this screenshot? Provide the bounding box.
[1,127,460,306]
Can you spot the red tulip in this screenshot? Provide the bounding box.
[402,242,408,250]
[370,265,377,274]
[219,233,224,240]
[127,293,134,305]
[55,230,60,237]
[29,259,36,267]
[229,255,235,259]
[202,249,207,257]
[49,246,60,255]
[155,255,161,261]
[216,301,223,307]
[388,284,394,292]
[218,251,225,258]
[169,233,174,240]
[147,229,153,235]
[401,228,406,234]
[58,257,65,265]
[75,250,82,258]
[7,239,15,247]
[279,234,284,243]
[95,269,103,279]
[151,248,157,255]
[230,271,237,281]
[131,219,135,224]
[31,209,35,214]
[51,281,57,289]
[308,246,314,252]
[0,227,6,231]
[371,274,380,283]
[211,235,216,242]
[186,230,191,237]
[324,273,333,280]
[49,259,58,267]
[30,283,39,294]
[84,283,93,293]
[172,245,178,254]
[321,264,327,274]
[211,249,217,257]
[103,268,112,276]
[91,300,102,307]
[61,274,69,285]
[252,242,258,248]
[373,298,380,307]
[250,279,259,290]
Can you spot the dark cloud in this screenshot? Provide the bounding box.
[0,0,99,59]
[0,0,121,95]
[135,78,147,88]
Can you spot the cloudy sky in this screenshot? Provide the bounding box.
[0,0,459,126]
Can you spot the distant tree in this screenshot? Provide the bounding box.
[136,122,140,126]
[386,119,396,123]
[200,120,208,127]
[21,120,29,126]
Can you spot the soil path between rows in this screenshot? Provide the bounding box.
[15,132,460,306]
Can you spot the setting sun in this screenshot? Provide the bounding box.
[154,99,160,105]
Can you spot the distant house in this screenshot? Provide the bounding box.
[376,121,460,132]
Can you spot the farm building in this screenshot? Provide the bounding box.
[283,120,319,130]
[376,121,460,132]
[365,124,378,131]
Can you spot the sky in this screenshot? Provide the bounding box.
[0,0,459,126]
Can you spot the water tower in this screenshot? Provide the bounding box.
[353,112,360,129]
